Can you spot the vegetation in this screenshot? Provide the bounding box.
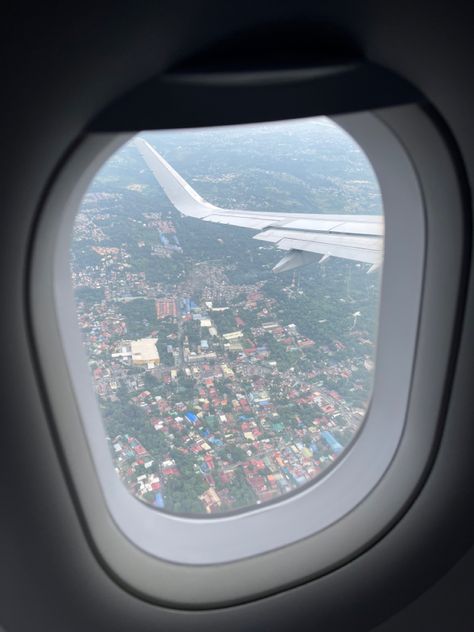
[119,299,156,339]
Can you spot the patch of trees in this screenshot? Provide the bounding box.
[119,299,156,338]
[71,246,102,268]
[184,320,202,346]
[100,399,169,461]
[164,451,208,514]
[75,286,104,307]
[228,467,258,510]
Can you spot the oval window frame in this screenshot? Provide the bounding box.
[28,104,465,607]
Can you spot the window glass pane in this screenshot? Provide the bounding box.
[70,117,383,515]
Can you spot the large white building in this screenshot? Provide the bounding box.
[130,338,160,368]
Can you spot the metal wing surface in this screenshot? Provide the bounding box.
[135,137,384,273]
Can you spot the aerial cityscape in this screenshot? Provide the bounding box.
[70,117,383,515]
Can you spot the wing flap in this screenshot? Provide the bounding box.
[255,229,383,264]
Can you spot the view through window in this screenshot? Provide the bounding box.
[70,117,383,515]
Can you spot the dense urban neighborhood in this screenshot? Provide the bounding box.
[70,119,382,514]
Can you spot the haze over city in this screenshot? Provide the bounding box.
[70,118,383,515]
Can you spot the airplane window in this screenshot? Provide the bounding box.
[69,117,384,516]
[33,103,455,600]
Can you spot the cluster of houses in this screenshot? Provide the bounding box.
[72,201,372,514]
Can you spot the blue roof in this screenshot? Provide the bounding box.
[321,431,343,453]
[295,475,307,485]
[208,436,223,446]
[153,492,165,508]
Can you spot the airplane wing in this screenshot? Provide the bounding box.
[135,137,384,273]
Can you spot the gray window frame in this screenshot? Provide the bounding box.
[28,104,465,607]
